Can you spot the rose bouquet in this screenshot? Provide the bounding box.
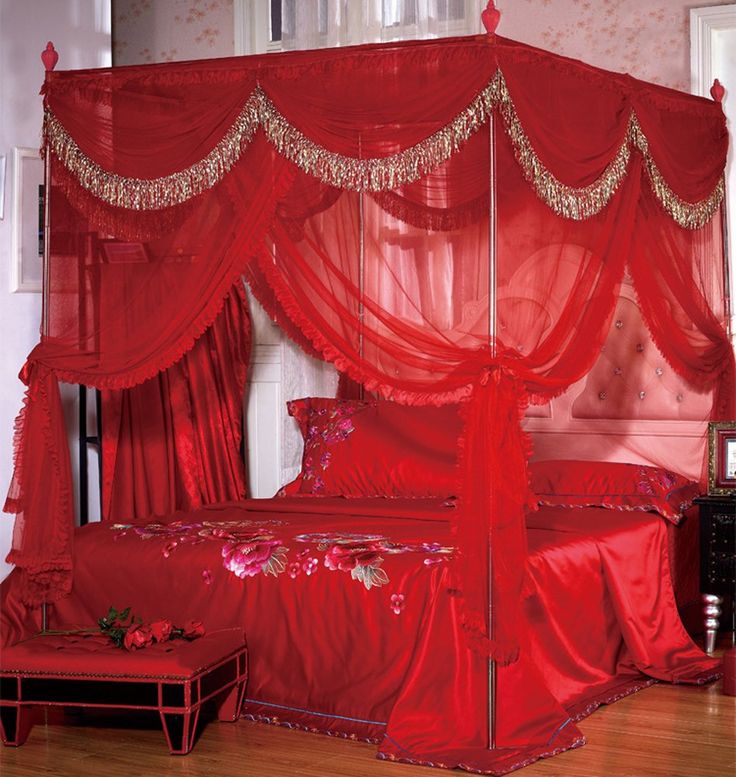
[39,606,206,652]
[98,606,205,651]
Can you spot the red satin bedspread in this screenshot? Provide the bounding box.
[0,498,718,774]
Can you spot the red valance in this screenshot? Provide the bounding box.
[5,34,732,677]
[42,36,725,225]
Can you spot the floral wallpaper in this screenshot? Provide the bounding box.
[501,0,733,92]
[113,0,733,90]
[113,0,234,65]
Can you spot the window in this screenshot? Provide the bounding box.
[235,1,482,55]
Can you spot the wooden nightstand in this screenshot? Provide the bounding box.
[694,495,736,653]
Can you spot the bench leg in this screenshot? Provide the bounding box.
[216,678,247,722]
[160,709,200,755]
[0,704,33,746]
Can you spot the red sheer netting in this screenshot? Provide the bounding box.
[6,36,730,656]
[5,138,293,604]
[244,123,652,661]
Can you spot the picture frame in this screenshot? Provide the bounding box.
[707,421,736,496]
[10,146,44,293]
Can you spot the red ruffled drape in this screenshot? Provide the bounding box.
[4,35,730,750]
[101,286,251,522]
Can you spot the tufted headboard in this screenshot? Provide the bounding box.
[525,279,712,482]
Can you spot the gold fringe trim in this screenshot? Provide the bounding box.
[494,70,632,220]
[629,115,725,229]
[44,92,261,210]
[257,85,493,191]
[44,72,724,228]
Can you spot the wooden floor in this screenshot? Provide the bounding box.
[1,675,734,777]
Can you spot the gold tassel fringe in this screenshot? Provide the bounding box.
[44,72,724,228]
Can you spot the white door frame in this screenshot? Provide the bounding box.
[691,4,736,339]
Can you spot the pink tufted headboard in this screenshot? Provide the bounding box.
[523,279,712,482]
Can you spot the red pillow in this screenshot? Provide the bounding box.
[284,397,461,498]
[530,459,700,524]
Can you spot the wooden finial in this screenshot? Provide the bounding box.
[41,42,59,72]
[710,78,725,103]
[481,1,501,35]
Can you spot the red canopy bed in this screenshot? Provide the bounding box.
[1,17,732,776]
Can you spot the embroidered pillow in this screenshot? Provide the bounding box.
[283,397,461,498]
[530,459,700,524]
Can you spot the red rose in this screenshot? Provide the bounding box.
[123,623,154,651]
[182,620,205,640]
[150,619,173,643]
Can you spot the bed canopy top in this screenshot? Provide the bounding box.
[5,24,732,678]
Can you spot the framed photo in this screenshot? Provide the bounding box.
[708,421,736,495]
[10,146,44,293]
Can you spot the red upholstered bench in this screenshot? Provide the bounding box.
[0,627,247,754]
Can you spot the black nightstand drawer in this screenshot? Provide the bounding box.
[695,496,736,594]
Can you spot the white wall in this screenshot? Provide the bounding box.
[0,0,111,579]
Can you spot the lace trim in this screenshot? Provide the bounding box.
[241,712,382,744]
[4,366,74,606]
[44,71,723,228]
[377,734,586,775]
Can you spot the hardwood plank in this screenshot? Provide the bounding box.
[0,679,733,776]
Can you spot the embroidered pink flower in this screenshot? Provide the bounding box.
[162,541,177,558]
[303,557,319,576]
[288,562,301,579]
[202,569,213,585]
[221,540,287,579]
[390,594,405,615]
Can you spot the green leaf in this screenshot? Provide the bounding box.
[263,547,288,577]
[350,558,389,590]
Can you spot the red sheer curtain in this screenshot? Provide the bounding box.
[5,33,729,664]
[101,286,251,522]
[630,186,734,424]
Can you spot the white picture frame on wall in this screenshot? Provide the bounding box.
[10,146,44,293]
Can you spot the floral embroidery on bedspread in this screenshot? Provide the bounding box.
[110,523,454,590]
